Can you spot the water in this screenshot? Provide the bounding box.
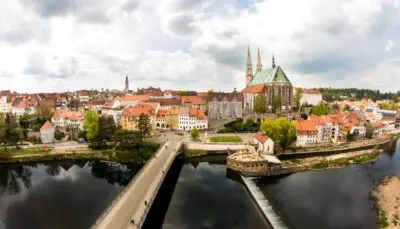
[256,139,400,229]
[160,156,271,229]
[0,160,139,229]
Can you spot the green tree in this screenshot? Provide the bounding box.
[179,91,187,96]
[343,104,350,112]
[83,110,99,141]
[93,116,117,148]
[38,105,53,121]
[311,102,331,116]
[19,112,31,130]
[114,130,142,150]
[190,128,200,140]
[332,103,340,111]
[260,117,296,151]
[294,88,303,109]
[346,130,355,142]
[137,114,151,141]
[254,95,266,114]
[4,113,21,147]
[54,131,65,140]
[366,124,375,139]
[272,96,281,113]
[0,114,6,149]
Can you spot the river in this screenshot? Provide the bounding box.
[0,160,139,229]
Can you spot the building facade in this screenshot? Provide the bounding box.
[242,47,293,112]
[40,121,55,144]
[254,131,274,155]
[295,120,318,147]
[178,107,208,131]
[208,90,243,120]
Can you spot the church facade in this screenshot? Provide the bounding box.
[242,48,293,113]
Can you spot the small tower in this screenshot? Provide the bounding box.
[246,47,253,86]
[256,47,263,73]
[272,55,276,68]
[124,75,129,92]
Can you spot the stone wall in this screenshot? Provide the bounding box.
[185,142,248,151]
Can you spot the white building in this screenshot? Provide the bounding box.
[309,115,339,144]
[254,131,274,155]
[0,96,9,113]
[40,121,55,144]
[295,120,318,147]
[297,88,322,106]
[178,107,208,131]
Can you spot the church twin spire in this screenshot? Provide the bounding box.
[245,47,277,86]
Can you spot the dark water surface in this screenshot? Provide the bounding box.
[160,156,271,229]
[0,160,139,229]
[257,139,400,229]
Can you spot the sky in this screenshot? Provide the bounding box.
[0,0,399,93]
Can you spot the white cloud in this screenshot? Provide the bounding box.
[385,39,396,51]
[0,0,400,93]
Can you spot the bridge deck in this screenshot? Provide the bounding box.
[91,136,182,229]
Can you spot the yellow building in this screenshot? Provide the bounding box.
[119,104,157,133]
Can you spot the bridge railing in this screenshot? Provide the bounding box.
[89,141,169,229]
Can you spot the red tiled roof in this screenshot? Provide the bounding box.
[242,84,265,93]
[39,99,55,107]
[189,108,208,120]
[301,88,321,94]
[120,95,150,101]
[136,102,159,110]
[123,104,155,117]
[255,131,269,143]
[295,120,317,131]
[181,96,205,105]
[40,121,54,131]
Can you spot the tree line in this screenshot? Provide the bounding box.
[319,88,400,102]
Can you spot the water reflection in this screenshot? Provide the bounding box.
[257,139,400,229]
[0,160,139,229]
[162,157,270,229]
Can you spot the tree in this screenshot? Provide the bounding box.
[0,114,6,149]
[260,118,296,151]
[38,105,53,121]
[69,99,81,111]
[272,96,281,113]
[332,103,340,111]
[83,110,99,141]
[346,131,355,142]
[294,88,303,109]
[179,91,187,96]
[137,114,151,141]
[4,113,21,147]
[94,116,117,148]
[190,128,200,140]
[254,95,266,114]
[54,131,65,140]
[115,130,142,150]
[343,104,350,112]
[311,102,331,116]
[366,124,375,139]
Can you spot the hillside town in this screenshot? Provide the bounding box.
[0,49,399,151]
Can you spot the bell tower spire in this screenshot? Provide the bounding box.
[246,47,253,86]
[256,47,263,73]
[272,55,276,68]
[124,75,129,92]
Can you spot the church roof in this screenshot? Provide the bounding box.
[249,66,291,85]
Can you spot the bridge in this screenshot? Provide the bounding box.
[90,132,254,229]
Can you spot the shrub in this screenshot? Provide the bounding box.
[54,131,65,141]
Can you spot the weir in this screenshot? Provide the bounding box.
[241,176,288,229]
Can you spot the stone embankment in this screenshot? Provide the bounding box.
[371,175,400,229]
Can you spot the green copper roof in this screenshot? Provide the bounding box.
[249,66,291,85]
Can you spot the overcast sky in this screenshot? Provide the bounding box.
[0,0,399,93]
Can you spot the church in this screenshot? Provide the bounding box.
[242,47,293,113]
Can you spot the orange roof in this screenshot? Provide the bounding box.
[136,101,159,110]
[242,84,265,93]
[255,131,269,143]
[40,121,54,131]
[197,92,207,98]
[301,88,321,94]
[39,99,55,107]
[66,112,84,121]
[295,120,317,131]
[120,95,150,101]
[181,96,205,105]
[123,104,155,117]
[189,107,208,120]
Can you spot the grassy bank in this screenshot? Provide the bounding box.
[307,152,381,170]
[209,136,242,143]
[0,142,160,164]
[183,149,209,158]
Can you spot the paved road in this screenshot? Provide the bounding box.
[92,132,183,229]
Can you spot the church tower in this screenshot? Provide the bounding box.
[246,47,253,86]
[124,75,129,92]
[272,55,276,68]
[256,47,263,73]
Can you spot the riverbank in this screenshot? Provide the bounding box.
[283,149,382,171]
[0,143,160,164]
[371,175,400,229]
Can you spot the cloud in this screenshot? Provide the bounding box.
[1,0,400,93]
[385,40,396,51]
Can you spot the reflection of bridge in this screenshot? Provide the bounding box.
[91,132,255,229]
[91,135,183,229]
